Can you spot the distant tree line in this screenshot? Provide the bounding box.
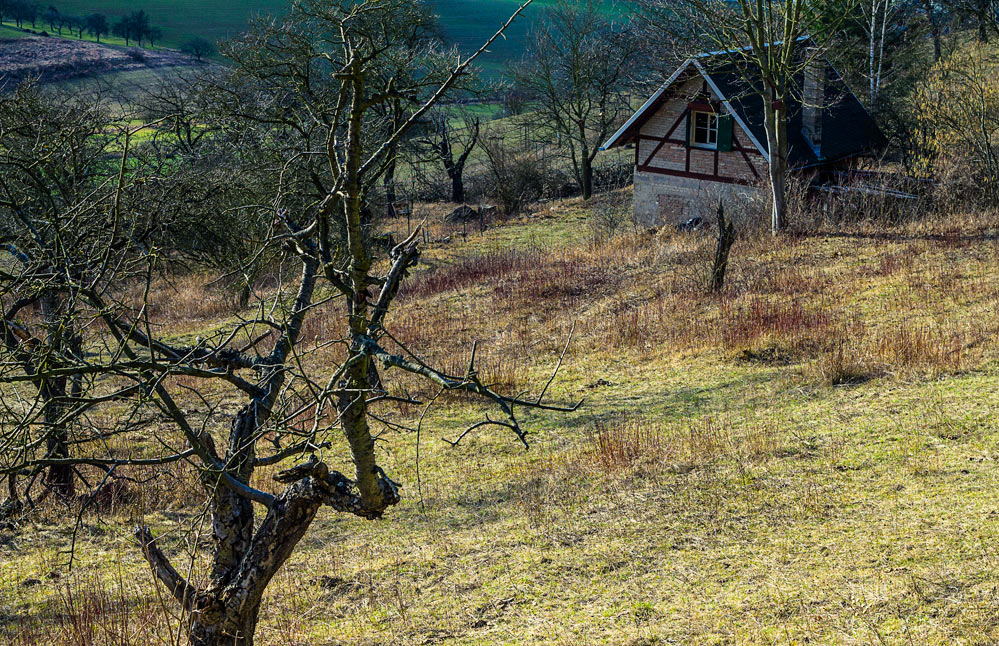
[0,1,162,47]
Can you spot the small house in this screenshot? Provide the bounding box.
[601,45,887,227]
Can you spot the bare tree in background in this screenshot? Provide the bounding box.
[511,0,639,200]
[0,2,580,645]
[918,0,945,62]
[863,0,900,107]
[417,105,482,203]
[941,0,998,42]
[364,3,445,217]
[0,85,156,504]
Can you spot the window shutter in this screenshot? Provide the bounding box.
[717,114,733,152]
[685,111,692,147]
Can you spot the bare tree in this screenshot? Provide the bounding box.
[417,105,482,203]
[941,0,998,42]
[363,3,445,217]
[480,125,551,214]
[863,0,900,107]
[510,0,639,200]
[0,85,156,503]
[136,75,282,310]
[918,0,944,62]
[181,37,216,62]
[0,3,580,646]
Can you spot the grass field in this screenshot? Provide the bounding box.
[4,189,999,644]
[42,0,631,70]
[0,23,33,39]
[0,18,169,49]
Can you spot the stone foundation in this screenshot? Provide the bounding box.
[632,170,761,228]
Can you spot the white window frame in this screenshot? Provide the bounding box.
[691,111,719,150]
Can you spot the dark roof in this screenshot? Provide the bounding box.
[602,51,888,168]
[707,58,888,168]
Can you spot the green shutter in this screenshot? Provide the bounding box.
[717,114,733,152]
[685,111,692,147]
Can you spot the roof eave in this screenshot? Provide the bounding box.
[600,59,694,151]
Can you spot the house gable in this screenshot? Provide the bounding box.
[605,49,887,168]
[634,76,764,187]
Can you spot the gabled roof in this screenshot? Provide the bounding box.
[601,47,888,169]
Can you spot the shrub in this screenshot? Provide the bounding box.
[911,41,999,208]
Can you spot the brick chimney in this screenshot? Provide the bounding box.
[802,48,824,158]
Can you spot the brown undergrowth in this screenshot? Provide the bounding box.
[375,206,999,395]
[5,193,999,645]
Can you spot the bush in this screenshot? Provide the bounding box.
[911,41,999,208]
[480,133,562,214]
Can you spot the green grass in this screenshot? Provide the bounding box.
[0,23,34,39]
[55,67,192,101]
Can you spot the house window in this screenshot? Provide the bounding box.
[692,111,718,148]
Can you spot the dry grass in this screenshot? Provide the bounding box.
[5,189,999,645]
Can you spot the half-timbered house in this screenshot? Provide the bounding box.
[601,48,887,227]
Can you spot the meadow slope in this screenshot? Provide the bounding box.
[0,35,198,86]
[43,0,630,68]
[3,191,999,645]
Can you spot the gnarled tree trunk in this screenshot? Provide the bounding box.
[40,290,74,498]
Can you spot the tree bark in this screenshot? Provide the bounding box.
[189,606,261,646]
[206,407,258,583]
[580,149,593,201]
[237,283,251,311]
[145,262,324,646]
[449,169,465,203]
[141,475,343,646]
[384,156,397,218]
[40,290,74,498]
[190,491,322,646]
[710,202,735,292]
[340,69,388,513]
[764,97,788,235]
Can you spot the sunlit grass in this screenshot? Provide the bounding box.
[4,191,999,644]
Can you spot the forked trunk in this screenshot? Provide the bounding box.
[185,478,328,646]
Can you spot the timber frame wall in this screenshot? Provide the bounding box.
[635,78,764,187]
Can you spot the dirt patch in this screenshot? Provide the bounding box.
[0,36,197,88]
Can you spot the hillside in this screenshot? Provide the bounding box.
[43,0,630,69]
[4,192,999,644]
[0,35,200,88]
